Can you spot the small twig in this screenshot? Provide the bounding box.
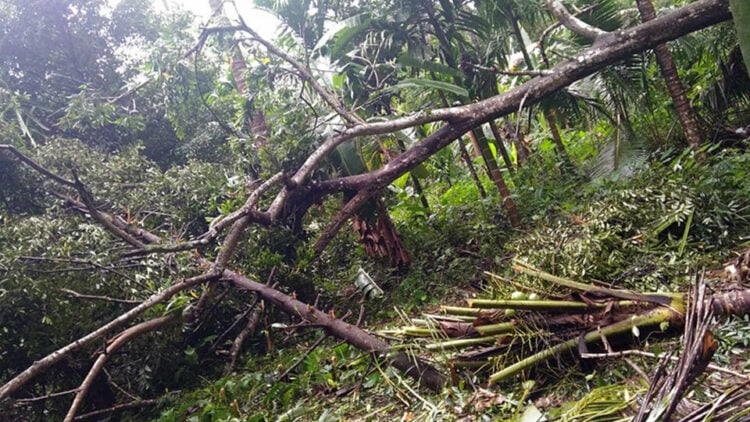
[60,288,140,305]
[73,398,158,421]
[356,302,366,327]
[276,334,329,382]
[15,388,79,404]
[102,368,139,402]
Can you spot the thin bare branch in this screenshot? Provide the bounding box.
[0,144,76,188]
[20,255,138,282]
[544,0,608,41]
[14,388,79,404]
[60,288,140,304]
[73,398,158,420]
[276,334,329,382]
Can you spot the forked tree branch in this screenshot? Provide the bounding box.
[2,162,446,398]
[0,272,218,400]
[64,315,179,421]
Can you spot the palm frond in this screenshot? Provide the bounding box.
[589,131,649,180]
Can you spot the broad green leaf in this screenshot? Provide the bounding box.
[396,54,463,79]
[390,78,469,98]
[314,13,370,52]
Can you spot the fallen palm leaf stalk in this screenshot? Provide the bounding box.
[387,263,750,389]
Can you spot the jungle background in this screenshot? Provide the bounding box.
[1,0,750,420]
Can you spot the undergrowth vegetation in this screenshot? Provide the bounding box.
[153,144,750,421]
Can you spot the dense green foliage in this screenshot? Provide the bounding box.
[1,0,749,420]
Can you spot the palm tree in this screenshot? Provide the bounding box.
[636,0,703,150]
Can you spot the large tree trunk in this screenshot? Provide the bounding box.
[314,0,731,195]
[636,0,704,150]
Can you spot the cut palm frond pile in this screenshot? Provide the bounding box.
[385,260,750,388]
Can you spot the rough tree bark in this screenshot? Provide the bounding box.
[636,0,704,150]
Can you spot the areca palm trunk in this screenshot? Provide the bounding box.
[636,0,703,150]
[504,2,573,167]
[424,0,521,227]
[488,120,515,175]
[468,128,522,226]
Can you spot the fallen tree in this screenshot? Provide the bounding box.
[0,149,444,419]
[0,0,737,418]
